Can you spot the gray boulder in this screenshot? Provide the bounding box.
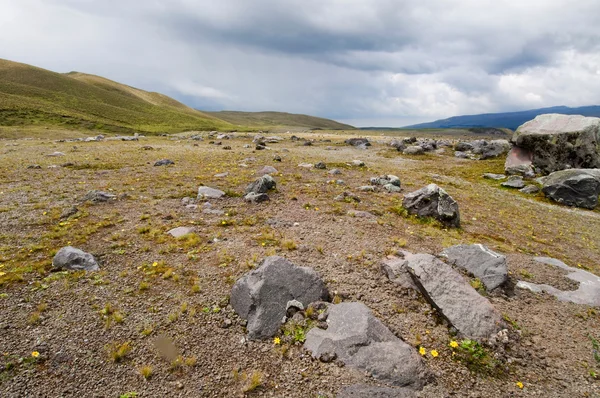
[384,184,402,193]
[167,227,195,238]
[403,146,424,155]
[541,169,600,209]
[52,246,99,271]
[454,151,469,159]
[230,257,329,339]
[402,184,460,227]
[482,173,506,181]
[389,139,406,152]
[81,190,116,203]
[304,302,428,389]
[480,140,511,160]
[440,244,508,291]
[455,142,474,152]
[328,168,342,175]
[345,138,371,147]
[246,174,276,194]
[314,162,327,169]
[512,114,600,174]
[258,166,278,175]
[244,192,270,203]
[501,175,525,189]
[154,159,174,166]
[519,185,540,194]
[402,253,504,340]
[350,160,365,167]
[505,147,535,177]
[197,186,226,199]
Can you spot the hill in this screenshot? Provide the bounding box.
[0,58,233,134]
[403,105,600,130]
[205,110,354,130]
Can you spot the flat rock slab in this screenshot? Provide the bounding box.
[52,246,99,271]
[304,302,428,389]
[230,256,328,340]
[483,173,506,180]
[440,244,508,291]
[403,253,504,340]
[337,385,416,398]
[517,257,600,306]
[167,227,195,238]
[542,169,600,209]
[501,176,525,189]
[197,186,225,199]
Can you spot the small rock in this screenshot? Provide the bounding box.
[273,155,282,162]
[350,160,365,167]
[27,164,42,169]
[483,173,506,180]
[519,185,540,194]
[246,175,276,194]
[258,166,278,175]
[81,190,116,203]
[328,168,342,175]
[46,152,65,157]
[244,192,270,203]
[358,186,376,192]
[197,186,226,199]
[334,192,360,202]
[52,246,99,271]
[314,162,327,170]
[403,146,424,155]
[154,159,174,166]
[501,176,525,189]
[402,184,460,227]
[167,227,195,238]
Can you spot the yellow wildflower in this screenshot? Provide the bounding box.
[273,337,281,345]
[516,381,523,389]
[152,262,158,267]
[261,242,266,246]
[430,350,439,358]
[449,341,459,348]
[418,347,426,356]
[31,351,40,358]
[0,272,6,277]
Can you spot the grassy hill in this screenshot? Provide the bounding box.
[0,59,233,134]
[205,110,354,130]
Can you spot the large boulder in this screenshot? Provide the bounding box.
[402,184,460,227]
[345,138,371,148]
[304,302,428,389]
[512,114,600,174]
[505,146,535,177]
[230,257,329,340]
[440,244,508,291]
[52,246,99,271]
[479,139,511,160]
[402,253,505,340]
[246,174,276,194]
[541,169,600,209]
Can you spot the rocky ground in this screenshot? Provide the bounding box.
[0,130,599,397]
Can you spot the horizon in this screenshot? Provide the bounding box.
[2,1,600,127]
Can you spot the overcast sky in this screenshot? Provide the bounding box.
[1,0,600,126]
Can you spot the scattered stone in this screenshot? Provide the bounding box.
[517,257,600,306]
[27,164,42,169]
[230,256,329,339]
[501,175,526,189]
[167,227,195,238]
[303,141,313,146]
[81,190,116,203]
[350,160,365,167]
[334,192,360,202]
[141,145,154,150]
[255,144,266,150]
[370,175,401,187]
[454,151,469,159]
[314,162,327,169]
[403,146,424,155]
[480,139,511,160]
[214,172,229,178]
[47,151,65,157]
[455,142,474,152]
[512,113,600,174]
[389,140,407,152]
[384,184,402,193]
[402,253,505,339]
[483,173,506,180]
[223,146,232,150]
[202,209,225,216]
[60,206,78,219]
[519,185,540,194]
[542,169,600,209]
[52,246,99,271]
[304,302,428,389]
[154,159,174,167]
[505,147,535,177]
[298,163,313,168]
[244,192,270,203]
[328,168,342,175]
[402,184,460,227]
[381,257,418,290]
[197,186,226,200]
[345,138,370,148]
[347,210,375,218]
[246,175,276,194]
[258,166,278,175]
[273,155,282,162]
[440,244,508,291]
[358,186,376,192]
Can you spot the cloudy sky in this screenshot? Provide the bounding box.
[1,0,600,126]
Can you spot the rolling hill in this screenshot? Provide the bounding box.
[205,110,354,130]
[404,105,600,130]
[0,58,232,134]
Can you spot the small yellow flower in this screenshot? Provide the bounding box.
[152,262,158,267]
[273,337,281,345]
[419,347,426,356]
[261,242,266,246]
[449,341,459,348]
[43,211,47,215]
[31,351,40,358]
[0,272,6,277]
[516,381,524,389]
[315,208,319,211]
[430,350,439,358]
[221,221,226,225]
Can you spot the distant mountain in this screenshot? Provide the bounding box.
[403,106,600,130]
[205,110,354,130]
[0,58,232,133]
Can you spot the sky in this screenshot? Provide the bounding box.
[1,0,600,127]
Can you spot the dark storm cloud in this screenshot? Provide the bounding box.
[1,0,600,126]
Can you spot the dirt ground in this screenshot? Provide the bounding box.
[0,131,599,397]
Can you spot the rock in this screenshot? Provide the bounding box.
[541,169,600,209]
[403,146,424,155]
[370,175,401,187]
[246,175,276,194]
[455,142,474,152]
[81,190,116,203]
[141,145,154,150]
[350,160,365,167]
[298,163,313,168]
[197,186,226,199]
[337,385,416,398]
[389,140,407,152]
[440,244,508,291]
[222,145,231,150]
[304,302,428,389]
[273,155,282,162]
[358,186,376,192]
[202,208,225,216]
[230,256,329,339]
[255,144,266,150]
[214,172,229,178]
[27,164,42,169]
[334,192,361,202]
[519,185,540,194]
[167,227,195,238]
[501,176,526,189]
[480,140,510,160]
[505,147,535,177]
[52,246,99,271]
[303,141,313,146]
[345,138,370,147]
[328,168,342,175]
[402,184,460,227]
[402,253,505,340]
[258,166,278,175]
[454,151,469,159]
[483,173,506,180]
[517,257,600,306]
[512,114,600,174]
[384,183,402,193]
[244,192,270,203]
[46,152,65,157]
[381,257,418,290]
[314,162,327,170]
[154,159,174,166]
[60,206,78,219]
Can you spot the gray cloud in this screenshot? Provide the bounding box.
[1,0,599,126]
